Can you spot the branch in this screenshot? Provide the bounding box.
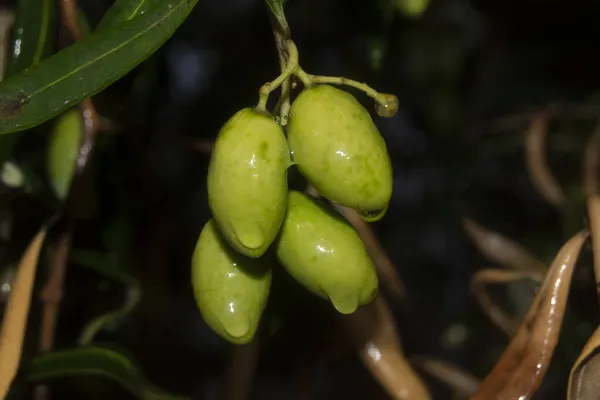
[36,1,101,398]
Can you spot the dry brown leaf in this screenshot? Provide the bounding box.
[341,297,432,400]
[524,109,566,208]
[411,356,480,398]
[568,326,600,399]
[471,230,588,400]
[0,222,52,398]
[471,268,544,336]
[461,217,546,274]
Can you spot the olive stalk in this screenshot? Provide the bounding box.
[256,40,299,112]
[292,67,399,117]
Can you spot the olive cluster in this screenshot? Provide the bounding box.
[192,77,396,344]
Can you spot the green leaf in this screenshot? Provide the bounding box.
[22,346,188,400]
[0,0,56,166]
[97,0,161,31]
[264,0,290,37]
[78,9,93,38]
[0,0,199,135]
[5,0,56,77]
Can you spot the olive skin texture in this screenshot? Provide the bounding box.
[208,107,291,258]
[275,191,378,314]
[47,108,83,199]
[191,219,272,345]
[287,85,393,220]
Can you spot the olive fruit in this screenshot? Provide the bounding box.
[191,219,271,344]
[47,108,83,200]
[208,108,291,258]
[275,191,378,314]
[287,85,393,221]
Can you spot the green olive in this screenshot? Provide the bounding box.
[287,85,393,221]
[47,108,83,200]
[208,108,291,258]
[191,219,271,344]
[275,191,378,314]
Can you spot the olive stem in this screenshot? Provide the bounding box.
[292,70,398,115]
[256,40,299,112]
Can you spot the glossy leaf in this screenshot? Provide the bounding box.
[0,0,199,134]
[97,0,161,30]
[22,346,188,400]
[472,231,588,399]
[5,0,56,77]
[0,0,56,166]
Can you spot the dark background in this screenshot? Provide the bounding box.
[3,0,600,398]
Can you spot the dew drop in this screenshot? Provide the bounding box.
[375,94,399,118]
[358,207,387,222]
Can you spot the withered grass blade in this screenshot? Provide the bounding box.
[471,231,588,400]
[341,297,432,400]
[524,109,566,208]
[461,217,546,274]
[0,221,54,398]
[411,356,480,398]
[568,326,600,400]
[471,268,544,336]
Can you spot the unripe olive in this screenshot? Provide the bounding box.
[275,191,378,314]
[287,85,393,221]
[208,108,291,258]
[47,108,83,200]
[191,219,271,344]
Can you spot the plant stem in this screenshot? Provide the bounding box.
[297,71,381,101]
[256,40,299,112]
[265,0,292,124]
[36,0,101,398]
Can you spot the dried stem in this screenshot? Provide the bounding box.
[411,356,480,398]
[524,107,566,208]
[341,296,431,400]
[489,103,600,134]
[461,217,547,274]
[471,268,543,336]
[36,2,100,398]
[218,339,259,400]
